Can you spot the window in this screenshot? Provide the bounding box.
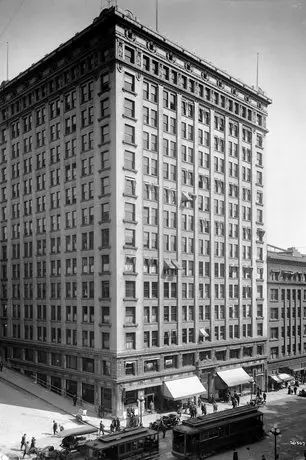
[124,228,135,247]
[126,332,136,350]
[124,150,135,170]
[124,124,135,144]
[124,202,135,221]
[124,98,135,118]
[124,72,135,92]
[125,281,136,298]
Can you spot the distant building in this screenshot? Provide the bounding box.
[267,245,306,385]
[0,6,271,415]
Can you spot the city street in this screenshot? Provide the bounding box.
[0,379,78,457]
[1,375,306,460]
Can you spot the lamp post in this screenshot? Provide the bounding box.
[270,424,281,460]
[138,395,144,427]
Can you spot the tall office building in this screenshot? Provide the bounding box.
[267,245,306,387]
[0,7,271,415]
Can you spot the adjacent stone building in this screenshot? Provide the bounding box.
[267,246,306,386]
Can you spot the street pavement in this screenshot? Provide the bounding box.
[1,367,306,459]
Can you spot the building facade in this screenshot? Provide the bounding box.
[267,246,306,384]
[0,7,271,415]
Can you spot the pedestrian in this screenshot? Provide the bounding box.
[201,402,207,415]
[30,437,36,449]
[288,385,291,395]
[213,402,218,412]
[99,420,105,436]
[20,434,27,451]
[59,425,64,431]
[234,391,240,406]
[0,360,3,372]
[115,417,120,431]
[231,396,236,408]
[23,442,30,458]
[149,400,155,413]
[53,420,58,435]
[160,420,167,438]
[73,394,77,406]
[263,392,267,403]
[110,419,115,433]
[294,385,297,395]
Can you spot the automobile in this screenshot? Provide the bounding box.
[59,426,98,452]
[149,413,180,431]
[34,446,65,460]
[298,389,306,397]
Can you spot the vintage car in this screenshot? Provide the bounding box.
[75,409,88,422]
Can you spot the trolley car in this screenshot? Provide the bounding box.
[83,426,159,460]
[172,405,264,459]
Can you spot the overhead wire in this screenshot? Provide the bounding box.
[0,0,26,41]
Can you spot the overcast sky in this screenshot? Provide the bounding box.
[0,0,305,251]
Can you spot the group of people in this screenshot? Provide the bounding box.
[288,384,298,395]
[126,406,140,428]
[20,434,36,458]
[110,417,121,432]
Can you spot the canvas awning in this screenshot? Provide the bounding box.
[171,260,182,270]
[163,376,206,400]
[293,368,305,373]
[163,259,172,269]
[199,328,209,338]
[269,374,282,383]
[278,373,294,382]
[216,368,253,388]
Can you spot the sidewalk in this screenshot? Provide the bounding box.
[1,366,304,431]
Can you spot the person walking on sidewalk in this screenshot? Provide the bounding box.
[23,442,30,458]
[73,394,77,406]
[0,360,3,372]
[160,420,167,439]
[263,392,267,403]
[53,420,58,435]
[99,420,105,436]
[20,434,27,451]
[294,385,298,395]
[201,402,207,415]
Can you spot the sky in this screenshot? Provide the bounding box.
[0,0,305,250]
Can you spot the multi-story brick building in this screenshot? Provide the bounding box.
[0,7,271,415]
[267,246,306,386]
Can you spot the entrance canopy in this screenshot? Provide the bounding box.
[278,373,293,382]
[163,376,206,400]
[216,368,253,388]
[269,374,282,383]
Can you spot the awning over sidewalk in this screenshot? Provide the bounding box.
[278,373,293,382]
[293,368,305,373]
[163,376,206,400]
[269,374,282,383]
[216,368,253,388]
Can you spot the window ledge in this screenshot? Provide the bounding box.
[123,271,138,276]
[122,115,137,122]
[122,141,137,148]
[123,167,138,174]
[123,245,138,250]
[98,141,111,148]
[98,167,111,173]
[123,193,138,199]
[98,115,111,122]
[123,323,138,328]
[122,88,137,96]
[123,297,138,302]
[123,219,138,225]
[99,271,111,276]
[98,193,111,199]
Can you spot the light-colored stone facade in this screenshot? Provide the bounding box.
[0,7,271,415]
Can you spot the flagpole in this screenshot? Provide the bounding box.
[256,52,259,88]
[156,0,159,32]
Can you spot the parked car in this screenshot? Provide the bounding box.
[149,413,180,431]
[298,389,306,397]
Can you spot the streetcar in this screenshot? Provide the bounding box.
[172,405,264,459]
[83,426,159,460]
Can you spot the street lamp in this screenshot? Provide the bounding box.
[270,424,281,460]
[138,395,144,427]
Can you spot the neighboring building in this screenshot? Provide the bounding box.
[267,245,306,385]
[0,7,271,415]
